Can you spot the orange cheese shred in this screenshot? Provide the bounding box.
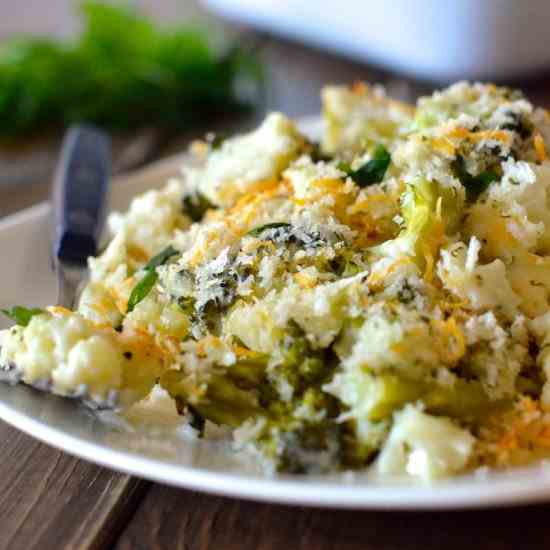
[534,132,548,163]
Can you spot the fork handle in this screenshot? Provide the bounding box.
[51,125,111,266]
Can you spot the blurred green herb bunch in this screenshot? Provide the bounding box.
[0,1,262,137]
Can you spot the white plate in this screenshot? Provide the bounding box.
[3,119,550,510]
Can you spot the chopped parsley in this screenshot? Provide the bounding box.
[127,245,179,313]
[339,144,391,187]
[1,306,45,327]
[145,245,179,270]
[127,270,159,314]
[452,155,499,202]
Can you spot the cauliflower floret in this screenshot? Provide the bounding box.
[529,312,550,410]
[527,164,550,252]
[0,312,163,406]
[466,161,550,258]
[438,238,521,319]
[282,273,366,347]
[224,293,285,354]
[322,84,413,154]
[486,159,548,250]
[108,178,188,259]
[339,303,453,380]
[78,282,123,327]
[124,292,189,343]
[283,155,348,201]
[415,81,532,131]
[78,233,130,325]
[187,113,305,208]
[464,313,528,400]
[375,405,475,481]
[466,165,550,317]
[507,251,550,318]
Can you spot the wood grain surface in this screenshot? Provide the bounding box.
[0,421,149,550]
[115,483,550,550]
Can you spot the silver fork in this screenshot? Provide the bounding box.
[52,125,111,309]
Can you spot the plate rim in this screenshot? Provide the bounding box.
[4,390,550,510]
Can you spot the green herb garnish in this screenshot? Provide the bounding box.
[340,145,391,187]
[127,270,159,314]
[145,245,179,270]
[182,193,215,223]
[0,1,262,138]
[1,306,45,326]
[127,245,179,313]
[247,223,291,237]
[452,156,499,202]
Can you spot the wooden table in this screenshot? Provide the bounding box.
[3,413,550,550]
[3,7,550,549]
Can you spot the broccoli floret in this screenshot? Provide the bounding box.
[160,351,269,427]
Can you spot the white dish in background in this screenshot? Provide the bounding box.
[3,118,550,509]
[204,0,550,82]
